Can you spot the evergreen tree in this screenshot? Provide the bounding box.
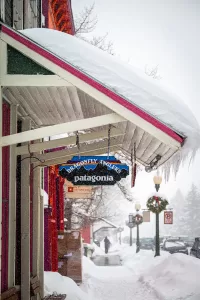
[162,189,186,236]
[180,184,200,237]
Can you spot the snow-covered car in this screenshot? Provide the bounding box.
[190,238,200,259]
[163,238,189,255]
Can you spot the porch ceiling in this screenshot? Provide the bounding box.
[3,85,178,167]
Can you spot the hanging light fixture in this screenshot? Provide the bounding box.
[145,155,162,173]
[153,175,162,192]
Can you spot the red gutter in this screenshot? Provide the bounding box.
[1,25,184,144]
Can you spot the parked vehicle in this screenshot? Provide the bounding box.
[140,238,154,250]
[190,238,200,258]
[162,238,189,255]
[183,237,195,248]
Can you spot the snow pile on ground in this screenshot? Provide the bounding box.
[21,28,200,176]
[139,254,200,300]
[82,256,162,300]
[120,245,170,275]
[82,256,97,277]
[119,245,200,299]
[92,244,104,257]
[44,272,88,300]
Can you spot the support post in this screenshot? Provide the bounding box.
[21,118,31,300]
[130,227,132,246]
[8,105,17,288]
[32,166,41,297]
[155,212,160,257]
[136,224,140,253]
[39,195,44,299]
[0,86,2,295]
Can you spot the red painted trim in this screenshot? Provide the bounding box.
[1,25,184,144]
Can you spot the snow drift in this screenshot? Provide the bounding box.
[44,272,88,300]
[139,253,200,300]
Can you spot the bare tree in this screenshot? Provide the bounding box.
[145,64,162,80]
[74,3,114,55]
[74,3,98,36]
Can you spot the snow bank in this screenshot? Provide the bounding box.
[44,272,88,300]
[92,244,104,257]
[82,256,97,277]
[20,28,200,176]
[120,245,170,275]
[139,254,200,300]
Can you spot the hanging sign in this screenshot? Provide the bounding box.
[64,180,92,199]
[143,210,150,222]
[164,211,173,224]
[59,156,129,185]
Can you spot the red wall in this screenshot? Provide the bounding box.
[81,226,91,244]
[2,102,10,292]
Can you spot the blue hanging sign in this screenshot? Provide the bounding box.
[59,156,129,185]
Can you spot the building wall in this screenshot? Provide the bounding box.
[1,0,42,30]
[81,225,91,244]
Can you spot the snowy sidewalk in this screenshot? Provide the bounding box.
[92,255,121,266]
[83,255,161,300]
[85,265,161,300]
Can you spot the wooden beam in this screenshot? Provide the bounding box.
[16,127,124,155]
[35,146,119,167]
[21,118,31,300]
[35,139,121,162]
[1,113,125,147]
[2,75,73,87]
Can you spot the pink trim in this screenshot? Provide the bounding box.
[2,25,184,144]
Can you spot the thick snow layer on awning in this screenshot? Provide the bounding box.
[21,29,199,141]
[18,28,200,177]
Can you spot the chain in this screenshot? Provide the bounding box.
[76,131,80,159]
[134,142,136,162]
[107,124,111,158]
[131,148,133,165]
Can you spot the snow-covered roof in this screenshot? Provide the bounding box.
[1,24,199,177]
[100,218,119,228]
[20,28,199,142]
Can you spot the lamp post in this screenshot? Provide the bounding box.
[153,175,162,257]
[118,227,124,245]
[135,203,142,253]
[126,215,135,246]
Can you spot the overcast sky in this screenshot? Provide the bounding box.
[71,0,200,232]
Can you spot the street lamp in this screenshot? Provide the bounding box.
[118,227,124,245]
[153,175,162,256]
[135,203,142,253]
[126,214,135,246]
[153,175,162,192]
